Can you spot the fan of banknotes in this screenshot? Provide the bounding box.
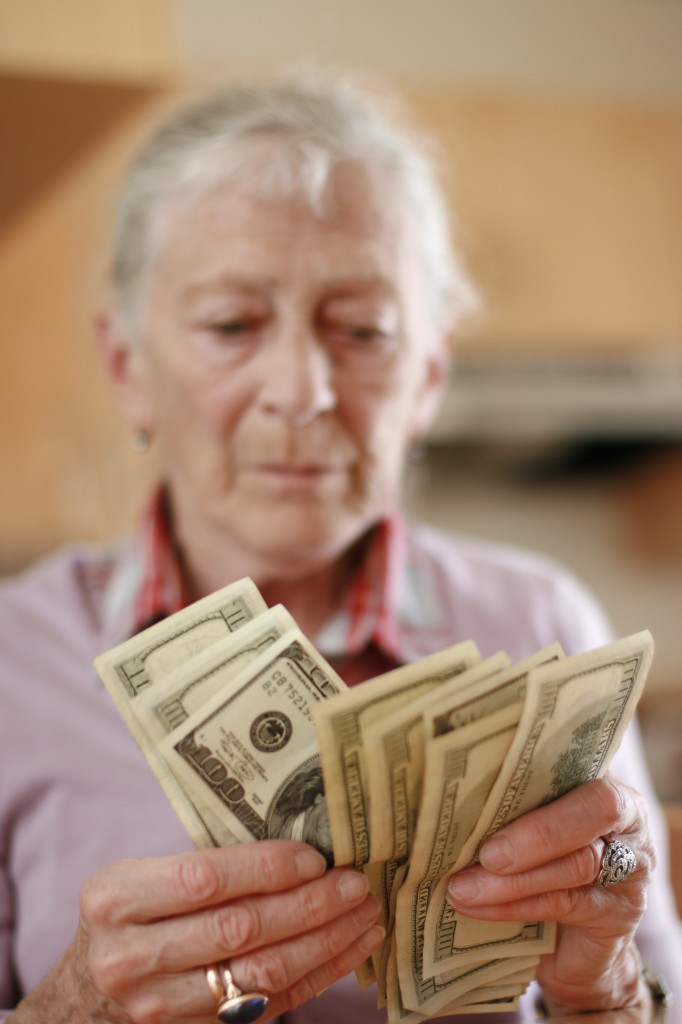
[94,577,654,1020]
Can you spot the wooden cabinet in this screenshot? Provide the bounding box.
[0,0,178,81]
[410,89,682,353]
[0,2,181,567]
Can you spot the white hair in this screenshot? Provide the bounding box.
[111,71,478,335]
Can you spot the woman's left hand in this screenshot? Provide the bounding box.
[445,772,655,1015]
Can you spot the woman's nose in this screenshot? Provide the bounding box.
[258,329,336,426]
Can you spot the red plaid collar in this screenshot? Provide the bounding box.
[131,489,192,633]
[339,515,406,660]
[129,488,404,659]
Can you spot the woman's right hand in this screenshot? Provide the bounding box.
[10,840,383,1023]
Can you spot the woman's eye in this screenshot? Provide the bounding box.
[332,323,389,344]
[191,316,261,366]
[327,322,399,376]
[213,320,254,336]
[347,325,383,340]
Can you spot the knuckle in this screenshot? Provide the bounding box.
[253,847,281,891]
[280,973,317,1014]
[293,881,328,929]
[645,836,657,874]
[585,840,604,883]
[553,887,582,918]
[209,901,262,952]
[505,871,531,900]
[79,884,105,929]
[89,947,137,999]
[597,776,630,828]
[176,853,222,905]
[248,947,290,993]
[635,826,657,879]
[127,991,171,1024]
[627,810,657,882]
[79,870,120,928]
[629,885,648,917]
[564,886,584,916]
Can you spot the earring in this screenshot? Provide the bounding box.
[131,429,150,453]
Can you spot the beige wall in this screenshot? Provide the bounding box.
[172,0,682,99]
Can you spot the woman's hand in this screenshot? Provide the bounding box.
[445,773,655,1016]
[11,839,383,1023]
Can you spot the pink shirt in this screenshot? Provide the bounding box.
[1,517,679,1020]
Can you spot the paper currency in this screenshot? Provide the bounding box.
[95,578,268,845]
[313,640,481,868]
[131,606,298,846]
[363,654,511,1000]
[366,646,562,1004]
[395,705,524,1013]
[95,577,267,704]
[135,605,296,745]
[421,630,654,985]
[160,629,348,861]
[365,652,510,865]
[94,576,654,1021]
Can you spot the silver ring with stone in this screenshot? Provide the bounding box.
[204,960,269,1023]
[598,838,637,887]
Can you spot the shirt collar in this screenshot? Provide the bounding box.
[101,487,445,665]
[130,488,191,632]
[313,517,406,660]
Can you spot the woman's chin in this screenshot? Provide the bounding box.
[237,509,374,572]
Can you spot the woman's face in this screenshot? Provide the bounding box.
[128,164,446,573]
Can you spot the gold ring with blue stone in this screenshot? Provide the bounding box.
[205,961,269,1023]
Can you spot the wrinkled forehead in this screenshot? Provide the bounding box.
[147,138,417,273]
[169,132,405,218]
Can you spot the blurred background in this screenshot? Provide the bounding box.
[1,0,681,892]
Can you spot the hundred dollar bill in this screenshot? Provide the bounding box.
[396,705,523,1013]
[368,647,561,1002]
[135,605,296,745]
[95,577,267,701]
[313,640,481,868]
[386,934,538,1023]
[364,654,512,1001]
[129,606,297,847]
[418,959,536,1015]
[160,629,348,862]
[365,652,511,865]
[94,578,268,846]
[434,954,538,1015]
[422,630,654,983]
[422,644,563,740]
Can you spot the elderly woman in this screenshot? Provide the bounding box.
[0,73,679,1024]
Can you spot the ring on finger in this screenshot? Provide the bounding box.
[204,960,269,1024]
[597,838,637,887]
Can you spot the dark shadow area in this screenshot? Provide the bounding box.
[511,437,682,484]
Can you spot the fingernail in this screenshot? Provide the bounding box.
[359,924,385,954]
[447,872,481,904]
[337,870,369,902]
[480,835,514,870]
[295,849,327,879]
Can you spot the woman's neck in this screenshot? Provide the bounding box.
[174,518,371,640]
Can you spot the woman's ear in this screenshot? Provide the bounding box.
[94,309,155,438]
